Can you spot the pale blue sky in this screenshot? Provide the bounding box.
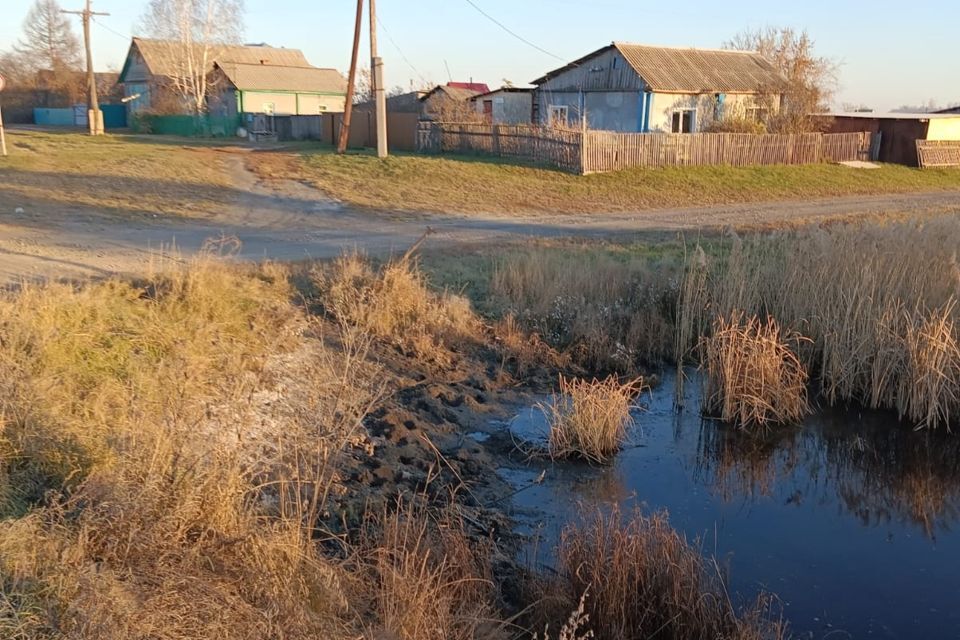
[2,0,957,110]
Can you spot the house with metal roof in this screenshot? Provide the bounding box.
[531,42,785,133]
[419,83,490,120]
[117,37,346,116]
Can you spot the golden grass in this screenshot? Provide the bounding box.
[314,252,478,367]
[251,147,960,216]
[488,244,679,372]
[544,376,643,463]
[679,217,960,429]
[542,507,786,640]
[702,313,810,428]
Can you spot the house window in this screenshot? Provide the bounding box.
[612,56,619,70]
[671,109,696,133]
[746,107,769,123]
[548,105,569,128]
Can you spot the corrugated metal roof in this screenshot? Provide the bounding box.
[446,82,490,93]
[614,43,783,93]
[533,43,784,93]
[130,38,311,78]
[217,62,346,94]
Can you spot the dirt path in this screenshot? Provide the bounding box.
[2,149,959,283]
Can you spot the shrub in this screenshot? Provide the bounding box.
[544,376,643,463]
[701,312,810,428]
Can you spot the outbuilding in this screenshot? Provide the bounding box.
[470,87,533,125]
[821,112,960,166]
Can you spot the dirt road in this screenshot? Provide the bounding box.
[2,150,959,283]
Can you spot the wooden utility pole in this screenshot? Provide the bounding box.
[337,0,364,154]
[63,0,109,135]
[0,74,7,157]
[369,0,388,158]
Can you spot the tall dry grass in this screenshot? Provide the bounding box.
[315,252,478,367]
[0,257,366,638]
[544,376,643,464]
[540,507,786,640]
[679,218,960,429]
[702,313,810,428]
[490,246,678,372]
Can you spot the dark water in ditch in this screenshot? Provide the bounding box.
[499,371,960,639]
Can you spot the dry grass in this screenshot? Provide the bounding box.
[544,376,644,464]
[314,252,478,367]
[541,507,786,640]
[679,217,960,429]
[359,499,502,640]
[250,146,960,216]
[702,313,810,428]
[0,255,383,639]
[488,244,679,372]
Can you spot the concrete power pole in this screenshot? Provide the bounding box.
[369,0,388,158]
[337,0,364,154]
[64,0,109,135]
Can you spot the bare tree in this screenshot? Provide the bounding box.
[14,0,82,73]
[725,27,839,132]
[139,0,245,115]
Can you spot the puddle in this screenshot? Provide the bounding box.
[466,431,491,443]
[501,370,960,639]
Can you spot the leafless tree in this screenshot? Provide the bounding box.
[139,0,245,115]
[14,0,82,73]
[725,27,839,132]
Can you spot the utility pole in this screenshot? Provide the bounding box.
[0,76,7,157]
[63,0,109,136]
[369,0,388,158]
[337,0,364,154]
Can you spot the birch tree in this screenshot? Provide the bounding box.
[139,0,245,115]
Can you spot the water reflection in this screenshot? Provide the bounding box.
[693,405,960,537]
[504,371,960,638]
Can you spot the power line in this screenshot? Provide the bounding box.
[91,16,130,41]
[461,0,563,61]
[376,15,428,87]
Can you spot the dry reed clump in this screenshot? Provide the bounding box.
[544,376,643,463]
[491,247,678,372]
[678,218,960,429]
[702,313,810,428]
[0,257,385,639]
[315,252,478,366]
[357,499,503,640]
[541,507,786,640]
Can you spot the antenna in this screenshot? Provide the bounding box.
[444,59,453,83]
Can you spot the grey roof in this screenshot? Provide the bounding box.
[824,111,960,120]
[420,85,484,102]
[533,43,784,93]
[216,61,346,94]
[128,38,311,78]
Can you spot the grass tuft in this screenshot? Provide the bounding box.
[544,376,643,464]
[702,313,810,428]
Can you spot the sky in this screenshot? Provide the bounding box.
[1,0,958,111]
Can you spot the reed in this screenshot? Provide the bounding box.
[544,376,643,464]
[543,507,786,640]
[702,312,810,428]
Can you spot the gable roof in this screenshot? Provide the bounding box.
[216,62,347,94]
[419,84,485,102]
[446,81,490,94]
[532,43,784,93]
[121,37,311,81]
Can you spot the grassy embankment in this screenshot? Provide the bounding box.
[0,130,234,218]
[253,146,960,215]
[0,250,782,639]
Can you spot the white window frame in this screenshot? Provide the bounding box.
[548,105,569,127]
[671,108,696,133]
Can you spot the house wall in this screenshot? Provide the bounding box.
[298,94,346,114]
[825,116,929,165]
[476,91,532,124]
[648,92,766,132]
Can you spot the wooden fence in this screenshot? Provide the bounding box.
[417,122,582,173]
[417,122,874,175]
[917,140,960,169]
